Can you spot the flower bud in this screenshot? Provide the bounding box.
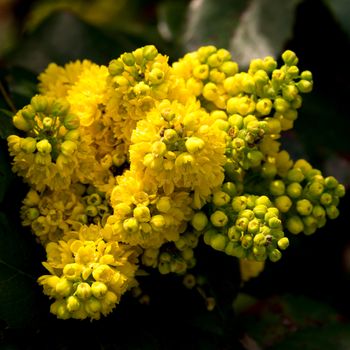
[55,277,73,297]
[64,114,80,130]
[31,95,48,113]
[60,140,77,156]
[133,206,151,222]
[286,215,304,234]
[21,137,37,153]
[143,45,158,60]
[150,215,165,231]
[296,199,313,216]
[36,139,52,154]
[210,210,228,227]
[297,80,313,93]
[277,237,289,250]
[210,234,227,251]
[274,195,292,213]
[269,249,282,262]
[282,50,298,66]
[108,59,124,75]
[91,281,108,299]
[123,217,139,233]
[191,212,208,231]
[66,295,80,312]
[13,114,33,131]
[212,191,230,207]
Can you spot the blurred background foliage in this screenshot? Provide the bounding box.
[0,0,350,349]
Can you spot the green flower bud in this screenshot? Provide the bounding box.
[156,197,172,213]
[66,295,80,312]
[220,61,238,76]
[31,95,48,113]
[36,139,52,154]
[300,70,313,81]
[85,205,98,217]
[63,263,83,281]
[232,196,247,212]
[13,114,33,131]
[269,180,285,196]
[274,97,290,113]
[75,282,91,300]
[60,140,77,157]
[335,184,346,197]
[91,281,108,299]
[51,99,70,116]
[222,182,237,197]
[282,84,299,101]
[210,234,227,252]
[210,210,228,227]
[275,195,292,213]
[326,205,339,219]
[297,80,313,93]
[286,215,304,234]
[253,204,267,218]
[150,215,165,231]
[63,114,80,130]
[108,59,124,75]
[143,45,158,60]
[277,237,289,250]
[149,68,165,85]
[21,137,37,153]
[320,192,332,206]
[185,137,205,153]
[286,182,302,198]
[191,212,208,231]
[64,129,80,141]
[268,217,282,229]
[55,277,73,297]
[253,232,266,245]
[123,217,139,233]
[287,168,305,183]
[248,219,260,234]
[241,234,253,249]
[256,98,272,116]
[158,261,170,274]
[324,176,338,189]
[133,206,151,222]
[228,225,241,241]
[21,105,35,121]
[282,50,298,66]
[236,217,249,231]
[121,52,135,66]
[296,199,313,216]
[269,248,282,262]
[228,114,243,129]
[212,190,231,207]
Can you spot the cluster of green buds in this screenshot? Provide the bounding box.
[197,182,289,262]
[141,230,201,275]
[20,184,112,245]
[267,160,346,235]
[173,45,239,109]
[12,94,80,162]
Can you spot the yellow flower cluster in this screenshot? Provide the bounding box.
[6,45,345,319]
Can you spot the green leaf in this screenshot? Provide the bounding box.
[324,0,350,38]
[183,0,302,68]
[270,324,350,350]
[239,294,344,348]
[183,0,248,52]
[0,212,43,328]
[0,109,16,140]
[8,11,147,74]
[229,0,303,67]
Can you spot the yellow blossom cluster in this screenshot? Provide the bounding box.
[6,45,345,320]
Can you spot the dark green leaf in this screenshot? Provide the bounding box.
[270,323,350,350]
[0,109,16,140]
[229,0,303,67]
[182,0,301,68]
[0,212,42,328]
[324,0,350,38]
[183,0,248,52]
[8,11,147,74]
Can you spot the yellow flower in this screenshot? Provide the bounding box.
[38,60,94,98]
[130,99,227,208]
[39,225,139,320]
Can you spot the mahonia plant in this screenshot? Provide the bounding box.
[6,45,345,320]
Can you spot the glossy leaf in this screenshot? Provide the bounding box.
[8,11,146,73]
[183,0,301,68]
[0,212,43,328]
[324,0,350,38]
